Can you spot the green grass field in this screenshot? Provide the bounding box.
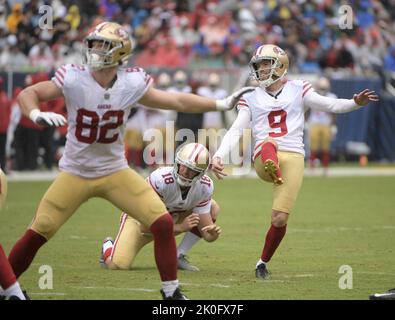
[1,176,394,300]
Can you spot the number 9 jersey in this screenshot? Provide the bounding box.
[52,64,153,178]
[238,80,314,159]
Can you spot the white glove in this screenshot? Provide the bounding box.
[29,109,67,127]
[215,86,256,111]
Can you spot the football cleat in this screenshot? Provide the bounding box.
[369,288,395,300]
[177,254,200,272]
[161,287,189,300]
[264,159,283,185]
[255,263,270,280]
[1,290,30,300]
[99,237,114,268]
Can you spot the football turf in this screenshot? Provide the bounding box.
[0,176,394,300]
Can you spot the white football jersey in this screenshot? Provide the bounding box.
[197,86,228,128]
[52,64,153,178]
[147,166,213,219]
[238,80,316,158]
[308,92,337,126]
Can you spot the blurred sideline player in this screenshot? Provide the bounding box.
[169,70,203,147]
[0,169,28,300]
[307,77,337,173]
[197,73,227,154]
[100,143,221,272]
[124,104,146,170]
[143,72,174,169]
[211,44,379,279]
[7,22,253,300]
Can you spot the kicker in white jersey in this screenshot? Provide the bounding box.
[51,64,153,178]
[147,166,213,218]
[237,79,315,158]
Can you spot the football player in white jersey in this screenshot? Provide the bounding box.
[0,169,28,300]
[8,22,253,300]
[100,143,221,272]
[307,77,337,172]
[211,44,379,279]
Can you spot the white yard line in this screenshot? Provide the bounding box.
[71,286,156,292]
[29,292,67,296]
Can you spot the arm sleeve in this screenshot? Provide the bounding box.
[213,108,251,160]
[303,91,361,114]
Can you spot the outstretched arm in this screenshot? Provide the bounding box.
[17,81,67,126]
[138,86,255,113]
[304,89,379,113]
[211,108,251,179]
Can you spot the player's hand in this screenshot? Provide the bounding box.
[201,224,222,236]
[29,109,67,127]
[215,86,256,111]
[353,89,379,106]
[211,157,227,179]
[181,213,200,232]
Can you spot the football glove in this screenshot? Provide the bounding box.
[29,109,67,127]
[215,86,256,111]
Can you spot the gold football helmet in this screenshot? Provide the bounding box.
[157,72,171,88]
[316,77,330,95]
[83,22,133,70]
[174,143,211,187]
[0,169,7,210]
[249,44,289,88]
[208,73,220,87]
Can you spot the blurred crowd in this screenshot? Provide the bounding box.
[0,0,394,75]
[1,0,395,173]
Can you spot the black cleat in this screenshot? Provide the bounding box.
[161,287,189,300]
[2,290,30,300]
[255,263,270,280]
[369,288,395,300]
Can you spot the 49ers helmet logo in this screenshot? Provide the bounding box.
[114,28,129,40]
[273,46,285,55]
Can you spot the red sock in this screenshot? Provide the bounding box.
[8,229,47,279]
[309,151,317,167]
[260,141,278,163]
[322,151,330,168]
[0,245,17,290]
[261,224,287,263]
[129,149,142,168]
[150,214,177,281]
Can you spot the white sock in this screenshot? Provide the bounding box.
[4,282,26,300]
[0,286,4,295]
[177,232,201,257]
[162,280,179,297]
[256,259,267,268]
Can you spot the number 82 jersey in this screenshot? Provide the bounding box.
[52,64,153,178]
[238,80,314,158]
